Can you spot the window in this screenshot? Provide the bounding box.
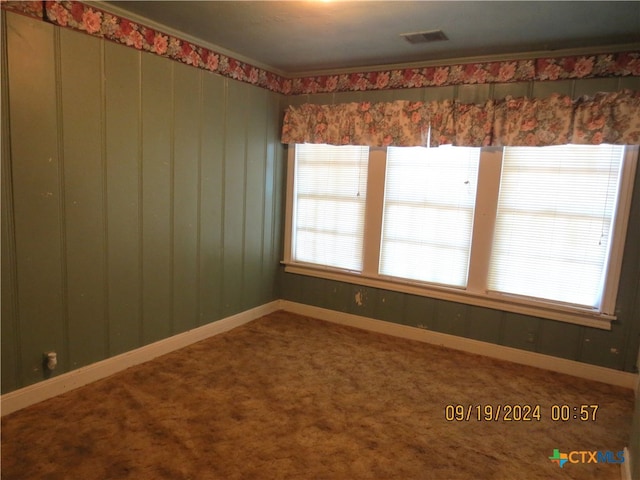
[284,143,637,328]
[488,145,624,310]
[380,146,480,287]
[291,144,369,271]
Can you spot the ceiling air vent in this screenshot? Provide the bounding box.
[401,29,448,45]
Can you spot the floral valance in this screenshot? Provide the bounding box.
[281,90,640,147]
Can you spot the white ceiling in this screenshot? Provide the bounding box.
[103,1,640,75]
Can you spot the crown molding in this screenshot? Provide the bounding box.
[86,1,289,78]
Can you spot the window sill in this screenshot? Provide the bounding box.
[282,262,615,331]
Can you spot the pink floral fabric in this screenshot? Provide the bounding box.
[282,91,640,147]
[426,100,455,147]
[572,90,640,145]
[454,101,495,147]
[493,94,574,146]
[282,102,432,146]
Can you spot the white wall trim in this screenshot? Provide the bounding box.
[279,300,638,390]
[3,299,635,416]
[0,301,280,416]
[621,447,632,480]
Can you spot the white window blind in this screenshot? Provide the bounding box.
[380,146,480,287]
[292,144,369,271]
[488,144,625,309]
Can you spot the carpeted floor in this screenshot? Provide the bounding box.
[1,311,634,479]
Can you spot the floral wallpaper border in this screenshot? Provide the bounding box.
[290,54,640,95]
[2,0,639,96]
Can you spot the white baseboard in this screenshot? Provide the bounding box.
[1,301,280,416]
[3,299,636,416]
[280,300,638,390]
[621,447,632,480]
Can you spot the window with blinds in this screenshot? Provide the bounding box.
[292,144,369,271]
[487,144,625,309]
[283,142,636,327]
[380,146,480,287]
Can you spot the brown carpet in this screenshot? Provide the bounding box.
[1,311,634,479]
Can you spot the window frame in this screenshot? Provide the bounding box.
[283,144,638,330]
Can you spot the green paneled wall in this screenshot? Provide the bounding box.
[281,81,640,373]
[5,13,67,388]
[0,12,284,393]
[60,28,107,369]
[633,393,640,479]
[1,7,639,396]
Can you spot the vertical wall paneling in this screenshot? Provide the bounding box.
[6,13,66,386]
[3,7,638,396]
[620,161,640,372]
[222,80,249,316]
[104,41,142,355]
[536,321,582,361]
[281,269,303,305]
[199,73,226,325]
[262,92,283,302]
[0,150,19,391]
[285,94,312,108]
[273,94,286,268]
[1,12,19,392]
[622,263,640,372]
[374,289,406,324]
[141,51,173,343]
[465,306,503,344]
[243,87,268,309]
[456,84,491,104]
[619,76,640,91]
[532,80,574,98]
[59,28,107,369]
[2,13,284,394]
[434,300,468,337]
[492,82,530,100]
[496,313,541,352]
[172,62,201,333]
[327,91,364,104]
[422,86,456,102]
[403,294,436,329]
[305,93,336,105]
[296,275,321,308]
[273,97,289,299]
[326,278,348,309]
[573,78,620,97]
[349,284,378,319]
[390,88,424,102]
[580,325,628,370]
[626,277,640,372]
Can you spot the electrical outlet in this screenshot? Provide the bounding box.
[43,351,57,371]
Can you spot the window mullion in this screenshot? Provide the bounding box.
[466,148,503,294]
[283,145,296,264]
[362,147,387,277]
